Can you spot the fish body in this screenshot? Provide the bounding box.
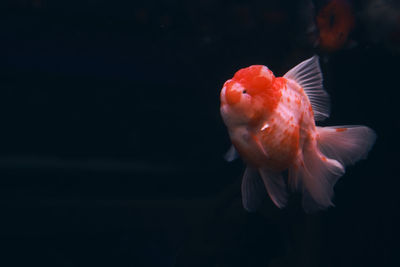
[220,56,376,212]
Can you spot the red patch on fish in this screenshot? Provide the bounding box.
[231,65,283,113]
[335,127,347,132]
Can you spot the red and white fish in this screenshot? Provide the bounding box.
[220,56,376,212]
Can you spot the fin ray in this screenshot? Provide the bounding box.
[284,55,330,121]
[316,126,377,166]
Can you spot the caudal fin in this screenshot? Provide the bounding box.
[316,126,377,166]
[289,125,376,212]
[294,143,345,212]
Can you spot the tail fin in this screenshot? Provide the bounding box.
[296,142,345,212]
[289,125,376,212]
[316,126,377,166]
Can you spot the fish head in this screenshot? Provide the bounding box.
[220,65,277,127]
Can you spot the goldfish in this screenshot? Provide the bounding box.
[316,0,355,52]
[220,56,376,212]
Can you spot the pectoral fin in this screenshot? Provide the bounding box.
[250,133,268,157]
[224,145,239,162]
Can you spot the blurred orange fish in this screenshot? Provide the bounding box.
[316,0,355,51]
[220,56,376,212]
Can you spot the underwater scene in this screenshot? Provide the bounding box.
[0,0,398,266]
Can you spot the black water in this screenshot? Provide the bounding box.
[0,1,398,266]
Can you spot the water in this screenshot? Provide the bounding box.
[0,0,398,266]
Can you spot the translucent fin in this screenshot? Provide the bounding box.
[224,145,239,162]
[241,167,266,212]
[288,154,302,191]
[296,143,345,213]
[284,55,330,121]
[258,168,288,208]
[316,126,377,166]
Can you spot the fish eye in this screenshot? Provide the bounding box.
[242,90,247,94]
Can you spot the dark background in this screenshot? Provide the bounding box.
[0,0,398,266]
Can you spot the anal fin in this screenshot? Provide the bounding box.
[259,168,288,208]
[241,167,266,212]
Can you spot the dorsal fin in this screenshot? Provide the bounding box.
[284,56,330,121]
